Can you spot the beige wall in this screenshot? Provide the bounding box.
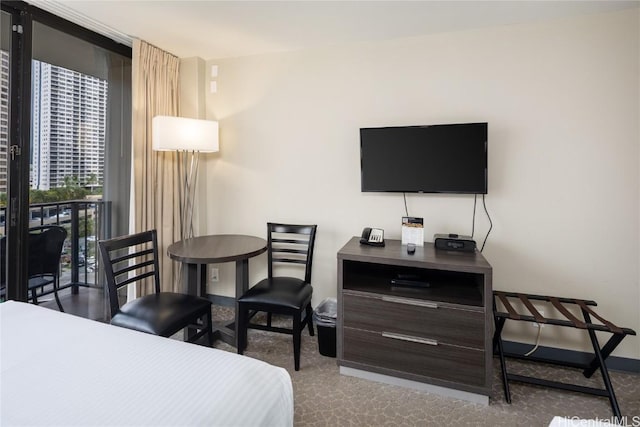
[186,9,639,358]
[179,56,206,119]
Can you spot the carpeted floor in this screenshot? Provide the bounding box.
[211,306,639,427]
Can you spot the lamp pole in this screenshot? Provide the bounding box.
[180,150,200,240]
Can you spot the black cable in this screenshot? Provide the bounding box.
[480,194,493,252]
[471,194,477,238]
[403,192,409,217]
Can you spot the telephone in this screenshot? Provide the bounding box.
[360,227,385,247]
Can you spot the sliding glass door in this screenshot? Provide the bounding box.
[1,1,131,320]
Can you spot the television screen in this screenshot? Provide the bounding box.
[360,122,487,194]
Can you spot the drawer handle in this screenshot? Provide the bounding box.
[382,296,438,309]
[382,332,439,346]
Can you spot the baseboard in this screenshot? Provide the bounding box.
[503,340,639,374]
[206,294,235,307]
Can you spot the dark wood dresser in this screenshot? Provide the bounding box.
[337,237,493,402]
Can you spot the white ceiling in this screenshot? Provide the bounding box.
[27,0,639,59]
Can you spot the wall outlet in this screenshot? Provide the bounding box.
[210,268,219,282]
[532,309,545,328]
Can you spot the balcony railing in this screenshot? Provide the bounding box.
[1,199,112,296]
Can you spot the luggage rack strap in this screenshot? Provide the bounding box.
[548,296,587,329]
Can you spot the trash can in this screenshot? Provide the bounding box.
[314,297,337,357]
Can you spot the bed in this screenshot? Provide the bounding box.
[0,300,293,426]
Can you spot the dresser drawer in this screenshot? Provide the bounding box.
[343,327,485,386]
[343,292,484,349]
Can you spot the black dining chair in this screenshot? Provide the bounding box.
[237,223,317,371]
[98,229,213,345]
[27,226,68,311]
[0,226,68,311]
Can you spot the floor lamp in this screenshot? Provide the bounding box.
[152,116,219,240]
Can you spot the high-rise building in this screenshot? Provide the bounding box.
[31,60,107,191]
[0,56,107,195]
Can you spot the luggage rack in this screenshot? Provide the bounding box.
[493,291,636,420]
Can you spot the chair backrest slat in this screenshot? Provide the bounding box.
[110,248,154,266]
[272,258,308,265]
[115,270,156,289]
[273,248,308,255]
[272,238,308,245]
[267,222,317,283]
[98,230,161,318]
[112,259,155,282]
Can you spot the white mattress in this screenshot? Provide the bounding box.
[0,301,293,426]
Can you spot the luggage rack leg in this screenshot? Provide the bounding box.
[493,316,511,403]
[583,312,622,420]
[582,333,624,378]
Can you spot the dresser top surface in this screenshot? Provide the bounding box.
[338,237,492,273]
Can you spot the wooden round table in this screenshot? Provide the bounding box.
[167,234,267,347]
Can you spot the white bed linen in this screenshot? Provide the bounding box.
[0,301,293,426]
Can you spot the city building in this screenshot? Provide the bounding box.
[30,60,107,191]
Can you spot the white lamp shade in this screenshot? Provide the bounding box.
[152,116,219,152]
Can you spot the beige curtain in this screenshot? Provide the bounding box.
[132,39,181,293]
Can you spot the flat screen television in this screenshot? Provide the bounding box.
[360,122,488,194]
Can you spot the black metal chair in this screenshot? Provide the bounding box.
[27,226,68,311]
[237,223,317,371]
[98,229,213,345]
[0,226,68,311]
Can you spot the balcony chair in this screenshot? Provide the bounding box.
[27,226,68,311]
[98,229,213,345]
[0,225,68,311]
[237,223,317,371]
